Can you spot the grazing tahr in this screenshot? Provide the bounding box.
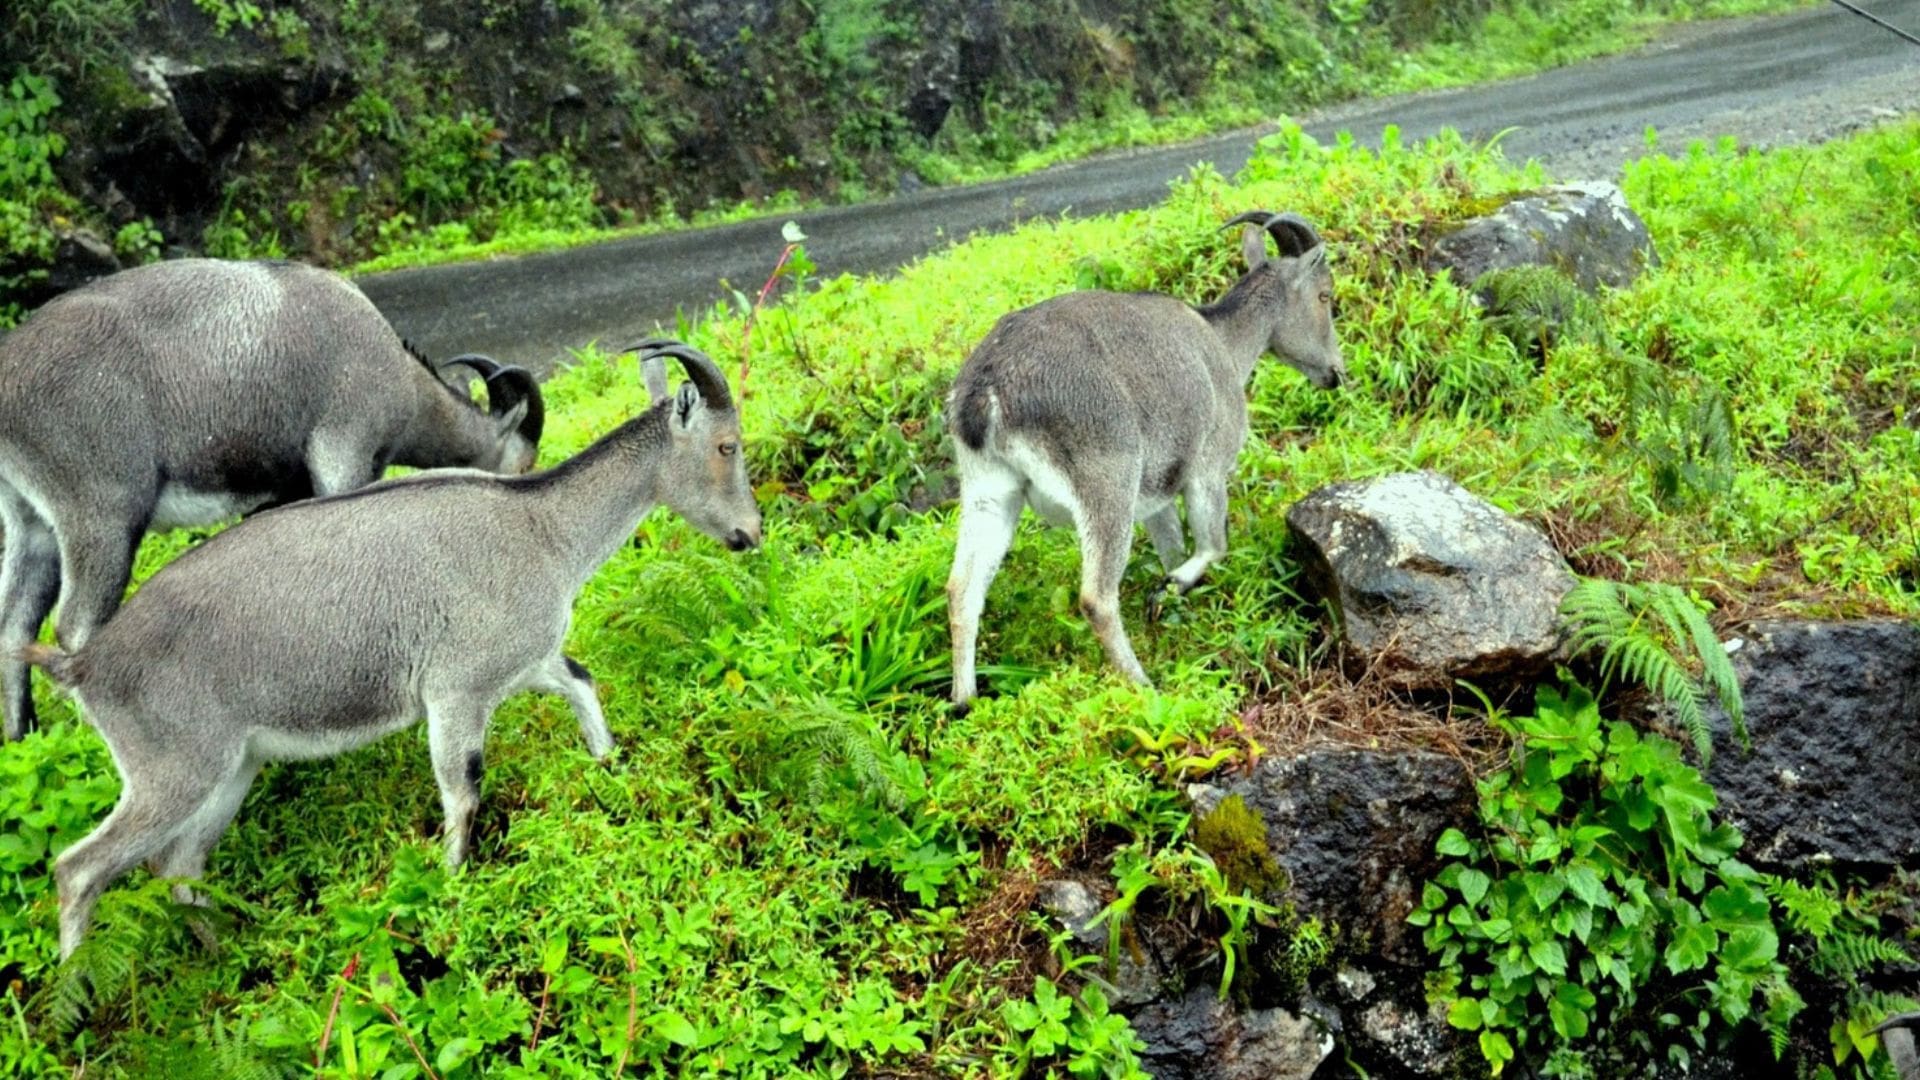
[0,258,545,741]
[945,211,1344,711]
[24,339,759,960]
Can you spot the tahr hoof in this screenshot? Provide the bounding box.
[1146,577,1176,624]
[950,699,973,719]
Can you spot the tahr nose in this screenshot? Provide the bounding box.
[726,527,761,552]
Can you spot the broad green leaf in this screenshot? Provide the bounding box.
[1527,938,1568,977]
[1565,863,1608,906]
[1479,1030,1515,1075]
[1665,921,1717,974]
[650,1011,700,1048]
[1436,828,1473,857]
[435,1038,476,1072]
[1525,872,1566,911]
[1448,997,1485,1030]
[1548,984,1593,1040]
[1718,927,1779,971]
[1702,882,1769,927]
[1459,869,1491,907]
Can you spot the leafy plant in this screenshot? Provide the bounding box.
[1560,577,1744,761]
[193,0,264,36]
[1414,682,1795,1076]
[0,69,75,325]
[1002,977,1149,1078]
[1094,838,1284,998]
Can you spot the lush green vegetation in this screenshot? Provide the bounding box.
[4,111,1919,1076]
[0,0,1815,308]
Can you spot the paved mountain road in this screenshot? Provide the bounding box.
[356,1,1920,375]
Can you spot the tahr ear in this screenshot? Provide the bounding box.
[642,356,670,404]
[1241,225,1268,271]
[492,399,529,440]
[673,381,705,433]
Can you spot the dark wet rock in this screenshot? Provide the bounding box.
[1706,619,1920,871]
[1308,960,1460,1078]
[2,228,122,312]
[44,229,122,295]
[1286,471,1577,692]
[1223,749,1474,966]
[1426,180,1659,294]
[79,55,351,237]
[1131,987,1332,1080]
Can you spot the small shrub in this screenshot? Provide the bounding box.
[1414,682,1794,1076]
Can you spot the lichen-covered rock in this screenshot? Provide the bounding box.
[1286,471,1577,691]
[1129,988,1332,1080]
[1220,748,1474,965]
[1426,180,1659,293]
[1705,619,1920,870]
[1355,990,1454,1076]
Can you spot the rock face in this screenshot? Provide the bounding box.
[1706,619,1920,871]
[1219,748,1475,965]
[1129,988,1332,1080]
[1286,471,1577,691]
[1426,181,1659,293]
[71,54,351,244]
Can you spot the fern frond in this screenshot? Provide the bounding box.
[1650,583,1746,748]
[1560,578,1639,674]
[1814,929,1914,979]
[733,694,904,809]
[1608,626,1714,763]
[1560,577,1741,762]
[1761,873,1841,938]
[31,875,208,1034]
[1760,976,1804,1061]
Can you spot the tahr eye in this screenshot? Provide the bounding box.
[718,442,739,457]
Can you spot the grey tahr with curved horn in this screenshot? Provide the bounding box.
[0,258,546,741]
[944,211,1343,710]
[22,338,759,960]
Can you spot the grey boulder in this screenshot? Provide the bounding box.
[1286,471,1577,691]
[1426,180,1659,294]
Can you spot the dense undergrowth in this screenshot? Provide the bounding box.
[3,114,1919,1076]
[0,0,1811,319]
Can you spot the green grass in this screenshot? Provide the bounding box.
[337,0,1818,279]
[2,114,1917,1076]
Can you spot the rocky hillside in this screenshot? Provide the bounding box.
[2,0,1755,315]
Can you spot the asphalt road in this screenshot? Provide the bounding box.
[355,1,1920,375]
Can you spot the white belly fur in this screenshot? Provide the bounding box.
[152,485,273,530]
[248,712,421,762]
